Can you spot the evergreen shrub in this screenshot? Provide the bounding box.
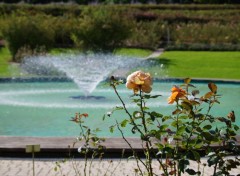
[2,13,55,61]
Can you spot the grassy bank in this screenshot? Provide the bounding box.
[0,47,240,80]
[155,51,240,80]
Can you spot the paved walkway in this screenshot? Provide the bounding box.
[0,136,240,175]
[1,157,240,176]
[145,48,164,59]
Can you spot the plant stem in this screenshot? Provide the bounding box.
[116,120,145,176]
[112,83,144,137]
[139,89,153,176]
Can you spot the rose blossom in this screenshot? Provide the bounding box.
[168,86,187,104]
[126,71,152,94]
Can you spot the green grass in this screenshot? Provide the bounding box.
[115,48,152,57]
[0,47,12,77]
[151,51,240,80]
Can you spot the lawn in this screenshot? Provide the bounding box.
[153,51,240,80]
[0,47,12,77]
[0,47,240,80]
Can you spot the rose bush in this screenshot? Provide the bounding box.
[70,70,239,176]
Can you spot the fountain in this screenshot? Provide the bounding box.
[21,53,143,96]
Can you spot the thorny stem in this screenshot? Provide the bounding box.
[213,161,218,175]
[111,83,145,138]
[116,120,145,176]
[110,149,125,176]
[71,158,81,176]
[175,101,181,176]
[139,88,153,176]
[79,122,89,176]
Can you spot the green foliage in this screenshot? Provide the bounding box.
[2,13,54,62]
[127,20,166,49]
[0,4,240,52]
[169,22,240,51]
[105,76,240,175]
[71,7,132,53]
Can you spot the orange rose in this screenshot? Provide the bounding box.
[126,71,152,94]
[168,86,186,104]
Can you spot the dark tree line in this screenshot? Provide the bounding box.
[0,0,239,4]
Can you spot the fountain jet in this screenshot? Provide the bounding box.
[21,53,142,95]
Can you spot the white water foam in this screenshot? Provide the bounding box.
[21,53,144,95]
[0,88,169,109]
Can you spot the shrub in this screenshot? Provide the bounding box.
[51,15,77,48]
[169,22,240,50]
[71,7,132,53]
[2,13,55,62]
[126,20,168,49]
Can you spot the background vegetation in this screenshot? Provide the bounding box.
[0,4,239,80]
[0,4,240,60]
[0,0,239,4]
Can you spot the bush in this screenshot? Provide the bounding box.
[71,7,132,53]
[70,74,240,176]
[168,22,240,50]
[51,15,77,48]
[126,20,168,49]
[2,13,55,62]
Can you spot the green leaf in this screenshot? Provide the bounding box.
[191,150,201,161]
[185,168,199,175]
[233,124,240,131]
[155,143,164,150]
[177,126,186,135]
[159,124,169,132]
[178,115,188,120]
[109,125,115,133]
[179,159,189,172]
[194,139,204,149]
[171,120,183,128]
[203,125,212,130]
[162,116,171,122]
[143,94,161,99]
[208,156,218,166]
[185,126,192,133]
[115,106,124,110]
[173,135,182,141]
[120,119,129,128]
[150,115,155,122]
[102,114,106,121]
[202,131,214,141]
[150,95,162,98]
[150,111,163,118]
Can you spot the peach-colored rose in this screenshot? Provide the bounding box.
[168,86,186,104]
[126,71,152,94]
